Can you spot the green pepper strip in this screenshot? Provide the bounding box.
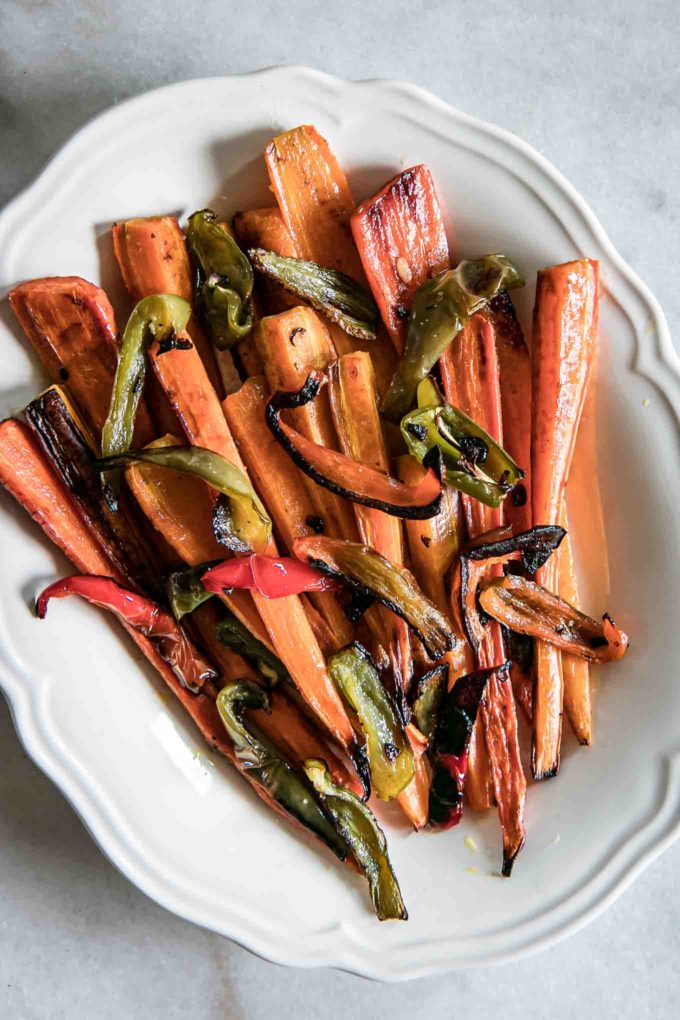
[216,681,348,859]
[411,663,448,747]
[215,616,290,686]
[328,643,414,801]
[94,445,271,554]
[248,248,379,342]
[304,758,408,921]
[381,255,524,421]
[165,562,218,619]
[100,294,191,502]
[401,377,523,508]
[187,209,253,349]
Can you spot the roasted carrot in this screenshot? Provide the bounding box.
[112,216,226,397]
[557,502,592,745]
[145,339,356,750]
[440,312,526,872]
[264,125,396,395]
[233,207,301,314]
[328,353,412,689]
[125,434,272,649]
[351,165,450,354]
[489,294,532,535]
[223,376,353,650]
[531,259,599,779]
[9,276,155,444]
[255,306,359,542]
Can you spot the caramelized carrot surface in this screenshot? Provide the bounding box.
[223,377,353,649]
[112,215,225,399]
[233,206,301,315]
[352,165,450,353]
[558,503,592,745]
[9,276,154,443]
[265,125,396,394]
[531,258,599,779]
[255,306,359,542]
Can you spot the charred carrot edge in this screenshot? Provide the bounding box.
[233,207,301,316]
[223,377,353,651]
[0,418,341,842]
[146,338,356,750]
[264,125,396,395]
[531,259,599,779]
[557,502,592,744]
[112,216,226,399]
[255,306,360,542]
[490,293,532,534]
[440,312,526,868]
[351,165,450,354]
[9,276,155,444]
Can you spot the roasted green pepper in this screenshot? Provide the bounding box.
[165,562,218,619]
[328,643,414,800]
[216,615,290,685]
[248,248,379,341]
[295,536,455,661]
[381,256,524,421]
[216,681,347,858]
[101,294,191,503]
[304,759,407,921]
[401,377,523,508]
[186,209,253,349]
[411,663,448,746]
[95,444,271,554]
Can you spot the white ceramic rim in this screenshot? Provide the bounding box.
[0,67,678,980]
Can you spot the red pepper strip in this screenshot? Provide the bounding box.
[265,372,443,520]
[36,575,216,693]
[201,554,339,599]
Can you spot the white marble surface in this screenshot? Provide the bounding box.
[1,1,678,1016]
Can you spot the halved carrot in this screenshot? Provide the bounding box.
[223,376,353,650]
[558,501,592,745]
[351,165,450,354]
[328,353,412,688]
[0,418,339,837]
[124,434,272,649]
[145,340,355,750]
[9,276,155,444]
[255,306,359,542]
[264,125,396,395]
[490,294,532,535]
[440,313,526,872]
[233,207,301,314]
[531,259,599,779]
[112,215,226,398]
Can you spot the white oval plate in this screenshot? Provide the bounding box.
[0,68,678,980]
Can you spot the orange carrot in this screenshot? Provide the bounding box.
[112,215,226,398]
[255,306,360,542]
[9,276,155,444]
[351,165,450,354]
[233,206,301,314]
[531,259,599,779]
[490,294,532,535]
[223,376,353,650]
[328,353,412,690]
[264,125,396,394]
[440,313,526,872]
[558,502,592,745]
[145,340,355,750]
